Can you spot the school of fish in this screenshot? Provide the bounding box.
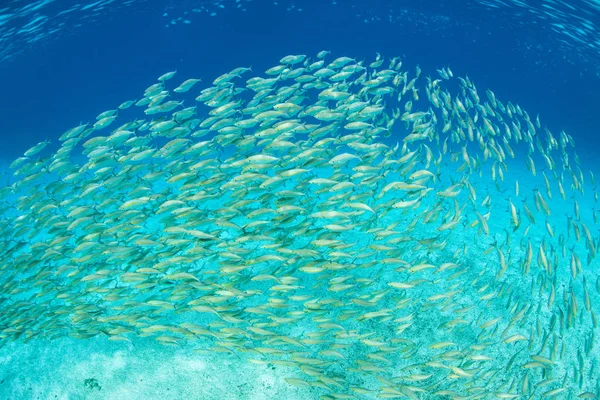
[0,51,599,399]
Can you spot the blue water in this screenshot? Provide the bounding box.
[0,0,599,164]
[1,1,600,399]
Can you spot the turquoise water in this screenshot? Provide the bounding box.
[1,1,600,400]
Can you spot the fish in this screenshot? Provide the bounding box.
[1,51,597,400]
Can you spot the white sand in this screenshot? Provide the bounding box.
[0,337,313,400]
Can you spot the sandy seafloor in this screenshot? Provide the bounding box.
[0,336,309,399]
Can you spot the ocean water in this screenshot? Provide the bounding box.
[1,1,600,399]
